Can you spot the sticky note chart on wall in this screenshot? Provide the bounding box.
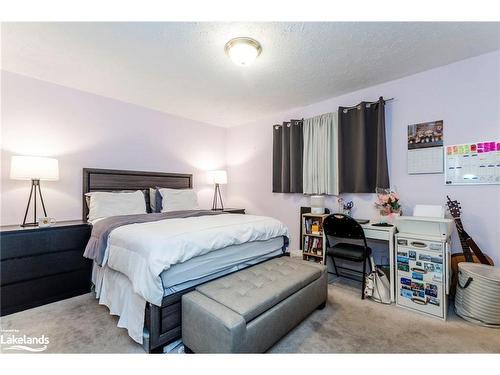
[445,141,500,185]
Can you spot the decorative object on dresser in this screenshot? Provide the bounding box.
[208,170,227,211]
[445,196,494,296]
[302,213,329,264]
[0,221,92,316]
[10,155,59,227]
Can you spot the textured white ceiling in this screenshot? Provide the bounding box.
[2,22,500,127]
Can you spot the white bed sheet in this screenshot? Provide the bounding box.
[161,236,284,293]
[92,262,146,344]
[106,214,289,305]
[92,236,286,345]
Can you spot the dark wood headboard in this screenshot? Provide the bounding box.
[82,168,193,221]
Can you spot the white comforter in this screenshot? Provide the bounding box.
[105,214,289,305]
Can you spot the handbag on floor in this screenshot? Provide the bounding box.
[364,256,391,304]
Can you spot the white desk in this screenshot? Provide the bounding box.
[360,222,397,303]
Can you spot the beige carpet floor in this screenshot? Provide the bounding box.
[1,278,499,353]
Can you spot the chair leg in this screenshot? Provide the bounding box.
[330,256,339,276]
[361,257,367,300]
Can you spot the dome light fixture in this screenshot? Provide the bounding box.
[224,37,262,67]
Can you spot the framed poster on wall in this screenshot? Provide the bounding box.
[445,141,500,185]
[407,120,444,174]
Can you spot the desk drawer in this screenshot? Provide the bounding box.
[0,226,91,260]
[1,249,91,285]
[363,228,389,241]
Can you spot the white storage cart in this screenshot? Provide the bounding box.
[395,217,453,320]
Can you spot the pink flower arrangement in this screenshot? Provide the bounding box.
[375,188,401,215]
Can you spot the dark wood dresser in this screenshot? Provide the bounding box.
[0,220,92,316]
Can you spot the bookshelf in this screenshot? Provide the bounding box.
[301,213,329,264]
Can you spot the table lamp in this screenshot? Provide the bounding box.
[10,155,59,227]
[310,195,326,214]
[208,170,227,211]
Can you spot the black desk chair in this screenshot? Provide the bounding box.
[323,213,372,299]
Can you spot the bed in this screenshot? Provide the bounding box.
[82,168,289,352]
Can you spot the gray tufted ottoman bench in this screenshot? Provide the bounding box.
[182,257,327,353]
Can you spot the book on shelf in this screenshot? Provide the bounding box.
[304,217,323,235]
[303,236,323,256]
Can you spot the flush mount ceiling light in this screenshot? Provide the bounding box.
[224,37,262,67]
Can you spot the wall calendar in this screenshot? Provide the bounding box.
[407,120,444,174]
[445,141,500,185]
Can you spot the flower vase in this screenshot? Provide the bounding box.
[387,209,401,223]
[379,209,389,223]
[379,209,401,224]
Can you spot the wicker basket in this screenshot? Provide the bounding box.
[455,263,500,328]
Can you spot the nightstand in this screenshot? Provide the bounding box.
[0,220,92,316]
[221,208,245,214]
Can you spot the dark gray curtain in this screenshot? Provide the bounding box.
[338,97,390,193]
[272,119,303,193]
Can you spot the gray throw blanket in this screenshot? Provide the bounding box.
[84,210,226,266]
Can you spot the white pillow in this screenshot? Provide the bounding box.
[158,188,199,212]
[85,190,147,223]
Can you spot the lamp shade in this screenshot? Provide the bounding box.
[10,156,59,181]
[208,170,227,185]
[310,195,325,214]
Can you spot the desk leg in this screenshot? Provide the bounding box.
[389,231,395,303]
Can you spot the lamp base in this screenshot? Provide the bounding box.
[211,183,224,211]
[21,179,48,227]
[21,222,39,228]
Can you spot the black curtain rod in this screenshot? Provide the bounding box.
[342,97,394,111]
[273,97,395,127]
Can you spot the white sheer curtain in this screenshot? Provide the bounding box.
[302,112,339,195]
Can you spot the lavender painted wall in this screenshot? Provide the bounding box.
[1,52,499,263]
[225,51,500,262]
[1,71,227,225]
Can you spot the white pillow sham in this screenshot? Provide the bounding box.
[85,190,147,223]
[158,188,199,213]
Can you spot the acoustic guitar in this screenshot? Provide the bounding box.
[446,196,494,296]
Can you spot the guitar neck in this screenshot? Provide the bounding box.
[454,217,491,265]
[466,237,492,265]
[454,218,474,262]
